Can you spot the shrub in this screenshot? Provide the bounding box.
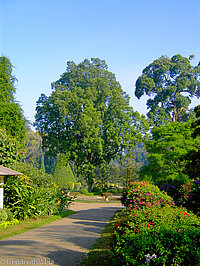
[178,178,200,215]
[0,219,19,229]
[158,181,182,204]
[111,205,200,265]
[106,188,119,194]
[121,181,174,209]
[53,154,76,188]
[80,187,90,196]
[4,175,74,220]
[68,182,74,191]
[76,182,82,190]
[0,209,8,223]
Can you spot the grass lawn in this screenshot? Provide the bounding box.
[0,209,75,240]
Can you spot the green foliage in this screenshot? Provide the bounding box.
[111,205,200,265]
[184,105,200,179]
[76,182,82,190]
[112,181,200,265]
[135,54,200,124]
[53,153,76,188]
[80,187,90,196]
[120,156,139,187]
[95,161,110,190]
[0,128,24,166]
[192,104,200,138]
[9,161,54,187]
[34,58,150,188]
[3,174,74,220]
[23,130,44,167]
[4,175,40,219]
[0,219,19,229]
[140,121,200,185]
[0,102,27,143]
[178,179,200,215]
[68,182,74,191]
[0,56,27,143]
[22,130,57,174]
[0,209,8,223]
[121,181,174,209]
[0,56,16,102]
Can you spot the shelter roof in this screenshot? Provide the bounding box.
[0,166,23,176]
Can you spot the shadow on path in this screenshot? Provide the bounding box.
[0,203,122,266]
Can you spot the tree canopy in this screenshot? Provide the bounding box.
[35,58,149,187]
[0,56,27,143]
[0,128,24,166]
[0,56,16,102]
[135,54,200,125]
[184,105,200,179]
[140,121,200,185]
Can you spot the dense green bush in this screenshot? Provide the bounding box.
[121,181,174,209]
[80,187,91,196]
[111,205,200,265]
[178,179,200,215]
[91,186,102,194]
[4,175,74,220]
[159,179,200,215]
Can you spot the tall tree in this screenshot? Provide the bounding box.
[0,56,16,102]
[135,54,200,125]
[35,58,149,188]
[0,56,27,143]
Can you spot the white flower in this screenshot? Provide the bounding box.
[145,253,157,263]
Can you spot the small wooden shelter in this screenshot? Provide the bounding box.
[0,166,23,209]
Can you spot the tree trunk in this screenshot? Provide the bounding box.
[173,107,177,122]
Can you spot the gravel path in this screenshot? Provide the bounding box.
[0,202,122,266]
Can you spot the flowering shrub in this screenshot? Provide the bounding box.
[178,179,200,215]
[121,181,174,209]
[159,179,200,215]
[111,205,200,265]
[158,182,181,204]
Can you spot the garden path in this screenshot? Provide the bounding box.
[0,201,122,266]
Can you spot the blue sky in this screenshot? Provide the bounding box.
[1,0,200,125]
